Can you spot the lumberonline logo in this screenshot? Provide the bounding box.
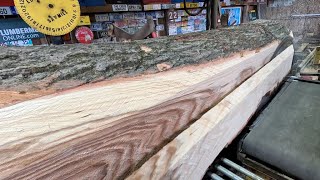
[0,28,40,41]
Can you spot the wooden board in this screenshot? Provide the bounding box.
[0,42,280,179]
[128,45,294,180]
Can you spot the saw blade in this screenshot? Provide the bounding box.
[14,0,81,36]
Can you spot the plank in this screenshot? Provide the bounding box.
[128,45,294,180]
[0,42,280,179]
[0,21,289,107]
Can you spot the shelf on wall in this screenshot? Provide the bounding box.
[80,2,205,13]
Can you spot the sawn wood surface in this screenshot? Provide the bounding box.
[0,42,279,179]
[128,45,294,180]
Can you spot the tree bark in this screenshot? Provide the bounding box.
[0,20,289,93]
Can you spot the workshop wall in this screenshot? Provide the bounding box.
[260,0,320,36]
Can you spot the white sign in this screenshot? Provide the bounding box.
[112,4,128,12]
[95,14,109,22]
[128,5,142,11]
[0,7,13,15]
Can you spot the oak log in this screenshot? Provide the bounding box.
[128,45,294,180]
[0,41,281,180]
[0,20,289,107]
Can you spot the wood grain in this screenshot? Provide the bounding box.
[0,42,279,179]
[128,45,294,180]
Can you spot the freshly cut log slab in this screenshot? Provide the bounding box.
[128,45,294,180]
[0,41,281,180]
[0,20,289,107]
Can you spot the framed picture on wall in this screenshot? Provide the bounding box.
[221,7,242,26]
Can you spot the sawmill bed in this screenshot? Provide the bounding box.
[240,79,320,180]
[203,78,320,180]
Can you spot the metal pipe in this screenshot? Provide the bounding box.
[207,172,224,180]
[216,165,244,180]
[222,158,264,180]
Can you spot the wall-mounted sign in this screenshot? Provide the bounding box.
[98,31,108,38]
[155,11,165,18]
[14,0,81,36]
[90,21,113,32]
[144,4,161,11]
[95,14,109,22]
[178,2,199,8]
[0,0,15,6]
[161,4,175,9]
[168,10,178,20]
[134,12,145,19]
[90,22,103,31]
[78,16,91,26]
[221,7,242,26]
[128,4,142,11]
[156,24,164,31]
[123,12,135,20]
[112,4,128,12]
[0,6,17,15]
[109,13,123,21]
[75,26,94,44]
[0,39,33,47]
[0,18,44,43]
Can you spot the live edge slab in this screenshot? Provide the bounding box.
[0,21,290,180]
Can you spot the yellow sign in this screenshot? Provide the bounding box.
[78,16,91,26]
[179,3,199,8]
[14,0,81,36]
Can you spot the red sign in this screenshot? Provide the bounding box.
[0,0,14,6]
[75,26,94,44]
